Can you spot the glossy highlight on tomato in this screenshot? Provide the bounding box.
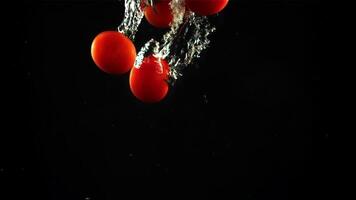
[129,55,170,103]
[91,31,136,75]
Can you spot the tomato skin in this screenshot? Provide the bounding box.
[129,55,170,103]
[143,0,173,28]
[91,31,136,75]
[185,0,229,16]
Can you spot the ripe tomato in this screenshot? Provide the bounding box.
[91,31,136,75]
[185,0,229,16]
[143,0,173,28]
[129,55,170,103]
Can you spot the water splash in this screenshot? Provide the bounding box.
[164,14,216,82]
[157,0,186,59]
[120,0,216,83]
[117,0,144,40]
[157,0,216,83]
[134,39,159,68]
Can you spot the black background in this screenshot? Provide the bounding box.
[3,0,328,199]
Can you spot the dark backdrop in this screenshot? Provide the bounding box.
[4,0,328,199]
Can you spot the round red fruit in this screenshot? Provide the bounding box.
[129,55,170,103]
[185,0,229,16]
[91,31,136,75]
[143,0,173,28]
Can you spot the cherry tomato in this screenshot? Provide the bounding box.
[185,0,229,16]
[129,55,170,103]
[91,31,136,75]
[143,0,173,28]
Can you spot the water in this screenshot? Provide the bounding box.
[117,0,216,83]
[117,0,144,40]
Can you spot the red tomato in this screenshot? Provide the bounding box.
[91,31,136,75]
[129,55,170,103]
[143,0,173,28]
[185,0,229,16]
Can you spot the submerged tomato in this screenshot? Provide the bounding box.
[91,31,136,75]
[185,0,229,16]
[129,55,170,103]
[143,0,173,28]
